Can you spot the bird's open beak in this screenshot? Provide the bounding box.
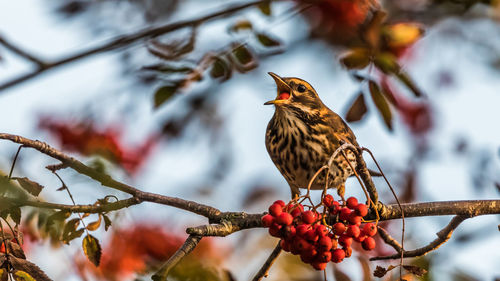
[264,72,292,105]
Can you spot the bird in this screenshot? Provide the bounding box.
[264,72,359,199]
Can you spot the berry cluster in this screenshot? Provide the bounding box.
[261,195,377,270]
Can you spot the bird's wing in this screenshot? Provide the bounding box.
[322,108,359,147]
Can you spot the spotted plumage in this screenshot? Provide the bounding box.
[265,73,358,198]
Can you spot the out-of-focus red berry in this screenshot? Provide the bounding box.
[304,229,319,242]
[354,234,367,243]
[269,203,282,217]
[261,214,274,227]
[300,248,317,263]
[280,239,291,252]
[363,223,377,236]
[346,197,358,209]
[355,203,368,217]
[331,249,345,263]
[301,210,317,224]
[283,226,296,239]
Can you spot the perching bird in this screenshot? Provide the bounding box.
[265,72,359,199]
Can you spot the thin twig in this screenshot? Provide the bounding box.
[152,235,202,281]
[7,145,24,179]
[0,0,278,92]
[371,215,468,260]
[252,242,282,281]
[0,36,46,67]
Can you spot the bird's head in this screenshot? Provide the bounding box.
[264,72,324,113]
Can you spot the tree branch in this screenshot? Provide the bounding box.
[0,0,276,92]
[252,242,282,281]
[371,215,468,260]
[152,235,202,281]
[0,36,46,67]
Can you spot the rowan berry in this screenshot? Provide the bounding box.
[362,237,376,251]
[302,210,317,224]
[363,223,377,236]
[261,214,274,227]
[355,203,368,217]
[331,249,345,263]
[333,222,346,235]
[269,203,282,217]
[346,225,360,238]
[276,212,293,225]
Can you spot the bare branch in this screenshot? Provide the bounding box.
[252,242,282,281]
[0,0,277,92]
[152,235,202,281]
[377,226,403,252]
[0,36,46,67]
[371,215,468,260]
[6,196,141,213]
[0,133,221,219]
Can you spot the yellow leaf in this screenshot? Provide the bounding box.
[384,23,423,48]
[86,215,102,231]
[340,48,371,69]
[82,234,101,267]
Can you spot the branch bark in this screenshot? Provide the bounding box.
[252,242,282,281]
[152,235,202,281]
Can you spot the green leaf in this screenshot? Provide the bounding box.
[256,33,281,48]
[373,52,400,74]
[14,177,43,196]
[102,214,112,231]
[13,270,35,281]
[209,57,232,81]
[340,48,371,69]
[62,218,81,243]
[395,71,423,97]
[230,44,258,72]
[0,207,21,225]
[345,92,368,123]
[369,81,393,131]
[82,234,101,267]
[258,1,271,16]
[154,84,179,109]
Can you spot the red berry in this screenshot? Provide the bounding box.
[315,224,328,237]
[274,200,286,207]
[318,236,333,251]
[348,212,362,225]
[268,223,282,237]
[346,225,360,238]
[363,223,377,236]
[301,210,317,224]
[346,197,358,209]
[322,194,334,207]
[331,249,345,263]
[312,261,328,271]
[317,251,332,263]
[276,212,293,226]
[261,214,274,227]
[355,203,368,217]
[283,225,296,239]
[343,246,353,258]
[333,222,346,235]
[294,238,313,252]
[296,224,310,237]
[338,234,353,247]
[304,229,319,242]
[300,248,317,263]
[280,239,291,252]
[269,203,282,217]
[339,207,351,221]
[362,237,376,251]
[291,207,302,218]
[354,234,367,242]
[330,201,341,214]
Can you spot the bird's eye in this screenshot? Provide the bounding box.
[297,84,306,93]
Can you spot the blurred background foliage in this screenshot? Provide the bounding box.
[1,0,500,280]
